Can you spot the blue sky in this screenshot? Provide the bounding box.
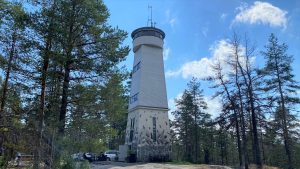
[103,0,300,118]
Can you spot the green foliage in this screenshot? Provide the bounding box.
[65,73,129,153]
[171,33,300,169]
[0,0,129,167]
[79,160,90,169]
[171,78,211,163]
[60,154,76,169]
[259,33,300,169]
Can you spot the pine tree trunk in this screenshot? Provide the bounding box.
[220,76,243,167]
[234,111,243,167]
[239,109,249,169]
[58,2,75,136]
[260,125,266,164]
[249,90,262,168]
[0,31,16,166]
[194,109,198,163]
[58,60,71,136]
[235,63,249,169]
[184,122,188,161]
[0,31,16,115]
[33,33,52,169]
[235,39,262,168]
[275,59,293,169]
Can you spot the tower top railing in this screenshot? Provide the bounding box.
[131,27,165,40]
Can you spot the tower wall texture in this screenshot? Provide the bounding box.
[125,27,171,162]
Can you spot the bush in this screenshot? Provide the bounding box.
[0,156,4,167]
[79,160,90,169]
[61,157,76,169]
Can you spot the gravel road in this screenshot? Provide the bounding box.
[90,162,232,169]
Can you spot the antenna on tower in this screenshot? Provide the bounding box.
[147,5,154,27]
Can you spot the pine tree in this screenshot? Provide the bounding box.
[172,90,194,162]
[259,33,300,169]
[0,2,30,166]
[100,73,129,149]
[54,0,129,137]
[172,78,208,163]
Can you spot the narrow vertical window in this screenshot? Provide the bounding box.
[132,61,141,74]
[129,118,135,142]
[129,130,133,142]
[152,117,157,142]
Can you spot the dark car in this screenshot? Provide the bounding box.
[83,152,97,162]
[97,152,108,161]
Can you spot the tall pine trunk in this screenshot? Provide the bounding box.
[234,35,262,168]
[33,30,52,169]
[0,31,16,114]
[0,31,16,167]
[219,69,243,167]
[234,111,243,167]
[235,60,248,169]
[275,58,293,169]
[59,60,71,136]
[58,2,75,136]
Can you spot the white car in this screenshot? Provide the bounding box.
[104,150,119,161]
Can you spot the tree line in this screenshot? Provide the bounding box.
[0,0,129,168]
[171,33,300,169]
[0,0,299,169]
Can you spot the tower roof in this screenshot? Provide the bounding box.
[131,27,165,40]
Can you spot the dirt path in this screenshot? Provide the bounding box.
[90,162,232,169]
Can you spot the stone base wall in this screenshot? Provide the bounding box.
[125,107,171,162]
[137,145,171,162]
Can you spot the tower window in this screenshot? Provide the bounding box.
[129,118,135,142]
[129,93,139,104]
[132,61,141,74]
[152,117,157,142]
[129,130,134,142]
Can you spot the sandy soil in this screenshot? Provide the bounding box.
[90,162,232,169]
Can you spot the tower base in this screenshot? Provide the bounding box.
[125,106,171,162]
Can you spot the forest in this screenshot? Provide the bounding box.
[0,0,299,169]
[171,34,300,169]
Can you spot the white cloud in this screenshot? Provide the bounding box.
[168,93,183,120]
[166,39,238,79]
[205,96,222,118]
[220,13,227,20]
[165,9,177,28]
[201,27,208,37]
[168,93,183,111]
[166,69,181,77]
[169,18,177,27]
[163,47,170,61]
[233,1,288,29]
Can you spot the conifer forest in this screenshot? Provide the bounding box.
[0,0,299,169]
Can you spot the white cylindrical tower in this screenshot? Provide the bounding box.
[125,27,170,162]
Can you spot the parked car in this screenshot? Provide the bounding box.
[104,150,119,161]
[83,152,97,162]
[97,152,107,161]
